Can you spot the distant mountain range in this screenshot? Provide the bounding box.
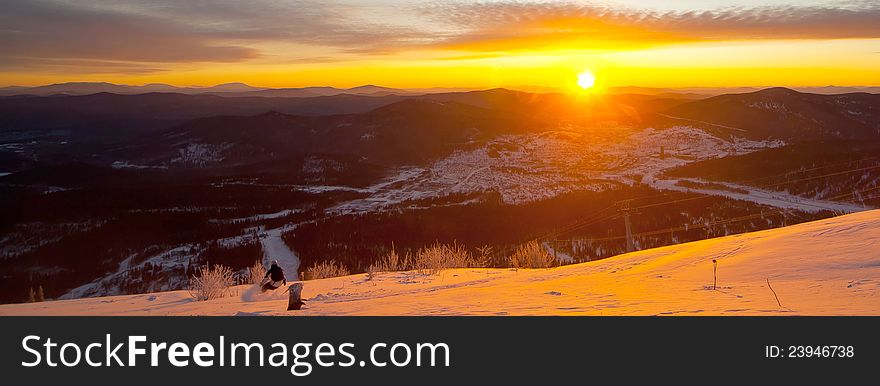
[0,87,685,135]
[0,82,263,96]
[223,84,413,98]
[4,82,879,98]
[138,87,879,170]
[1,86,879,174]
[0,82,415,97]
[607,85,880,96]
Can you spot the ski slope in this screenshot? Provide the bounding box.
[3,210,879,316]
[259,226,300,281]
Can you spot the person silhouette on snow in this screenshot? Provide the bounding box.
[262,260,287,292]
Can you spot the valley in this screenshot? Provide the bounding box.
[1,85,879,304]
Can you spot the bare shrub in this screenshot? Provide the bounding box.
[508,240,555,269]
[304,260,350,280]
[413,242,485,275]
[189,264,235,301]
[475,245,493,268]
[367,243,411,280]
[401,250,413,271]
[367,244,405,280]
[366,264,377,281]
[246,260,265,284]
[382,243,402,271]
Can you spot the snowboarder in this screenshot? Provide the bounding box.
[261,260,287,292]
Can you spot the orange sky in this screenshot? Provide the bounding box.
[2,0,880,89]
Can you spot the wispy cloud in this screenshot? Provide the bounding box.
[0,0,435,73]
[422,1,880,52]
[0,0,260,67]
[0,57,167,75]
[3,0,880,75]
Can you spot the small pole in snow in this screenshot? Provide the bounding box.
[712,259,717,290]
[766,278,782,308]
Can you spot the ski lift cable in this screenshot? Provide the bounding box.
[550,204,617,230]
[537,206,619,240]
[620,182,879,241]
[552,177,880,247]
[550,212,621,238]
[731,155,880,185]
[558,208,791,243]
[628,195,714,210]
[621,163,880,212]
[529,161,880,247]
[827,184,880,201]
[524,205,615,243]
[755,164,880,188]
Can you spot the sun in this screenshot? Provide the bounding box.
[576,70,596,90]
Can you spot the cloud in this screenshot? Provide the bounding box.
[4,0,880,75]
[100,0,437,53]
[0,0,437,74]
[0,57,167,75]
[0,0,261,67]
[422,1,880,53]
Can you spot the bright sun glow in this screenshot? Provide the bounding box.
[576,70,596,90]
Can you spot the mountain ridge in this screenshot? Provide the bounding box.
[0,82,414,97]
[662,87,880,140]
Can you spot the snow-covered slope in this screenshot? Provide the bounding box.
[3,210,879,316]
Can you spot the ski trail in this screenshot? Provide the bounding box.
[646,177,868,213]
[260,226,300,281]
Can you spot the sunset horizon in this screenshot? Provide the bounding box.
[3,0,880,90]
[8,80,880,90]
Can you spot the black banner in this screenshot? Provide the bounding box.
[1,317,876,384]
